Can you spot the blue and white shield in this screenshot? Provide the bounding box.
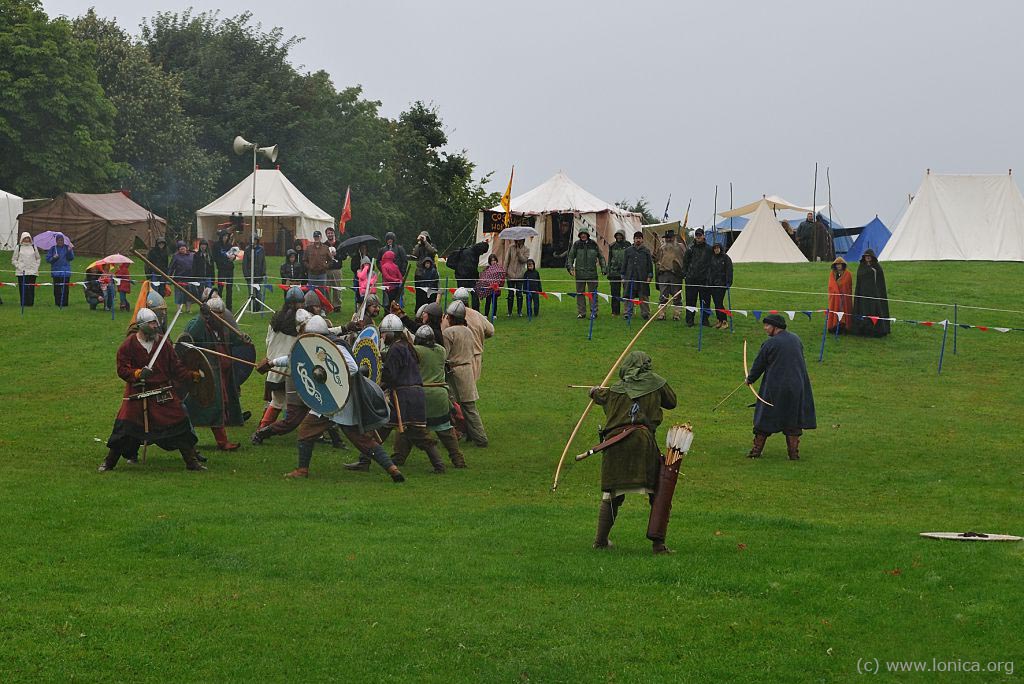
[289,333,351,415]
[357,325,381,350]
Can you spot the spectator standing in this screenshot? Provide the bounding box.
[653,229,685,321]
[446,241,489,310]
[850,250,891,337]
[682,228,713,327]
[380,250,404,308]
[303,230,331,296]
[146,237,170,296]
[523,258,542,317]
[606,228,628,317]
[115,262,132,310]
[502,238,529,317]
[242,236,267,312]
[708,242,734,329]
[191,239,215,300]
[414,256,440,311]
[622,231,654,321]
[167,241,194,312]
[826,257,853,333]
[476,254,506,319]
[46,234,74,307]
[565,226,606,319]
[280,249,306,290]
[412,231,437,261]
[12,232,41,307]
[214,230,236,309]
[378,232,409,281]
[324,227,343,307]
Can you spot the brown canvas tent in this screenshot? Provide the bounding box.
[17,192,166,255]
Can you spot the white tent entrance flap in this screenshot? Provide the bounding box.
[1,189,24,250]
[196,169,333,255]
[881,172,1024,262]
[726,200,807,263]
[475,171,641,267]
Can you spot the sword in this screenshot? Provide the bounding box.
[123,386,174,401]
[146,304,184,369]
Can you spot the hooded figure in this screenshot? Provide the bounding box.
[446,241,489,310]
[357,256,378,299]
[378,231,408,276]
[12,232,41,307]
[826,257,853,333]
[412,230,437,260]
[476,254,506,318]
[380,250,404,305]
[589,351,677,554]
[146,237,170,295]
[850,249,890,337]
[414,256,440,311]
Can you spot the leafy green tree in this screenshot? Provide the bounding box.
[617,197,662,225]
[0,0,122,196]
[72,10,219,230]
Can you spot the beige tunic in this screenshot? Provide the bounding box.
[442,325,478,403]
[464,307,494,380]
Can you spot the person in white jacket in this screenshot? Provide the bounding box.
[11,232,41,307]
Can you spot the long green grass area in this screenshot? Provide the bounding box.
[1,259,1022,682]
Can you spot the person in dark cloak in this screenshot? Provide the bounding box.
[146,237,170,297]
[446,241,489,310]
[745,314,816,460]
[214,230,236,309]
[589,351,677,554]
[850,249,891,337]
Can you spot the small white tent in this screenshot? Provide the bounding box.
[726,199,807,263]
[475,171,641,267]
[196,169,333,254]
[1,189,24,250]
[881,172,1024,261]
[720,195,826,218]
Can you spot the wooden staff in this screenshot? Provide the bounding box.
[178,341,288,375]
[552,291,681,491]
[132,250,247,339]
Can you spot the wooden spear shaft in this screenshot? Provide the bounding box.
[552,291,681,491]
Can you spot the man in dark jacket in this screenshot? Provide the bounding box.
[146,237,170,297]
[214,231,236,309]
[565,226,606,319]
[304,230,332,296]
[378,231,408,281]
[446,241,488,310]
[745,314,816,460]
[606,228,628,317]
[622,231,654,321]
[708,242,734,329]
[681,228,713,327]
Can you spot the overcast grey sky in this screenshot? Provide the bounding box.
[45,0,1024,227]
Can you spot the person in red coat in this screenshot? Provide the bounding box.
[98,308,206,472]
[116,262,132,310]
[826,257,854,333]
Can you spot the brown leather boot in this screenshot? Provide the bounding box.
[437,429,466,468]
[652,540,674,554]
[387,465,405,483]
[180,447,208,471]
[284,467,309,478]
[786,434,800,460]
[425,445,446,474]
[212,427,239,451]
[593,500,615,549]
[747,432,768,458]
[343,457,371,471]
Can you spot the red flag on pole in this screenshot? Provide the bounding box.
[339,187,352,235]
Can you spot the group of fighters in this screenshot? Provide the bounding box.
[99,284,496,483]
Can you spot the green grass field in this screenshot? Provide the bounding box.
[1,258,1022,682]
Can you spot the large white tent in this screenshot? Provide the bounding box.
[881,172,1024,262]
[475,171,641,267]
[726,199,807,263]
[196,169,333,255]
[1,189,24,250]
[719,194,826,218]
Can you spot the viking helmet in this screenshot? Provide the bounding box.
[446,300,467,321]
[206,295,225,313]
[304,315,329,334]
[145,289,166,311]
[136,308,158,324]
[285,286,305,304]
[414,325,435,346]
[304,290,320,308]
[379,313,405,333]
[363,293,380,308]
[453,287,471,303]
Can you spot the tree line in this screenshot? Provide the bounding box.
[0,2,498,247]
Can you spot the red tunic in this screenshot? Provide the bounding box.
[115,334,191,429]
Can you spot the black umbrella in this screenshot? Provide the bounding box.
[339,234,379,250]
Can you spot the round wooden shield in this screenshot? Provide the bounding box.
[231,340,256,387]
[352,337,382,385]
[174,342,217,407]
[920,532,1022,542]
[289,333,351,415]
[357,325,381,350]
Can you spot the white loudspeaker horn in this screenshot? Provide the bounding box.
[233,135,256,155]
[258,144,278,163]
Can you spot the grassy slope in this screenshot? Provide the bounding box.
[0,259,1022,682]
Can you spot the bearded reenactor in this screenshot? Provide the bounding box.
[269,316,404,481]
[442,301,488,447]
[378,314,448,473]
[451,287,494,380]
[653,229,685,321]
[182,294,248,450]
[589,351,677,554]
[344,293,382,334]
[98,308,206,472]
[746,314,816,460]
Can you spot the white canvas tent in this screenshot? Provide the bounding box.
[719,195,826,218]
[881,172,1024,261]
[475,171,641,267]
[726,199,807,263]
[196,169,333,255]
[1,189,24,250]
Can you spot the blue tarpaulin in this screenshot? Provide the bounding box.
[845,217,891,263]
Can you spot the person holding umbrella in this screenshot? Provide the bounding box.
[11,232,41,307]
[501,234,531,317]
[44,233,74,307]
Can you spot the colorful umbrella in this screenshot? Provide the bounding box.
[32,231,73,250]
[87,254,134,270]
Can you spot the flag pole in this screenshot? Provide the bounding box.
[818,310,829,362]
[938,319,949,374]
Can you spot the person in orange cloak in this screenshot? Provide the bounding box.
[827,257,853,333]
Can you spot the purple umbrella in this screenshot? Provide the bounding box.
[32,231,73,250]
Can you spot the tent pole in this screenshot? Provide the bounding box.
[818,309,829,362]
[697,304,703,351]
[938,319,949,374]
[727,287,733,333]
[812,163,819,261]
[827,167,833,259]
[953,303,958,354]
